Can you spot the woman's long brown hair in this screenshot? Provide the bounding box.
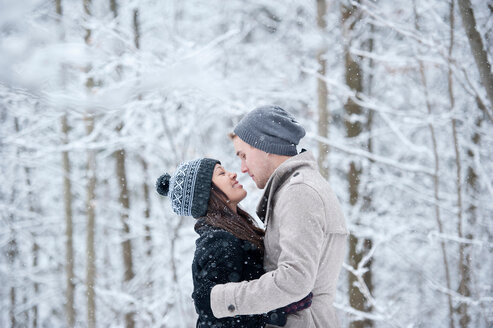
[195,182,265,251]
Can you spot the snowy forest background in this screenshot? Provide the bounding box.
[1,0,492,327]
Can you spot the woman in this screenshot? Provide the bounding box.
[156,158,311,327]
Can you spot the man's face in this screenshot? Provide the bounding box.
[233,137,272,189]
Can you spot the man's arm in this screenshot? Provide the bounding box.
[211,183,325,318]
[193,230,245,319]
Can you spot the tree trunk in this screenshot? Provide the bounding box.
[413,4,455,327]
[32,241,39,328]
[342,2,374,327]
[141,158,153,258]
[133,8,141,50]
[8,120,20,328]
[425,57,455,328]
[462,113,482,326]
[56,1,76,326]
[457,0,493,113]
[7,236,18,328]
[14,117,39,327]
[448,2,470,327]
[366,22,375,158]
[169,216,186,319]
[110,2,136,326]
[83,2,96,328]
[27,163,39,328]
[85,113,97,328]
[133,9,151,259]
[115,143,136,328]
[363,21,375,213]
[62,114,76,327]
[316,0,329,180]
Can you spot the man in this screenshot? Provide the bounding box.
[210,105,348,327]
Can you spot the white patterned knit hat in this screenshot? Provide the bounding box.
[156,158,220,218]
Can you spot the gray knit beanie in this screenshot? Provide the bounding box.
[155,158,220,218]
[233,105,306,156]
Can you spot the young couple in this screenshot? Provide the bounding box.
[156,105,348,327]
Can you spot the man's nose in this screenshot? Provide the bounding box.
[240,162,248,173]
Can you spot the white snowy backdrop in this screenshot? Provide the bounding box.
[1,0,492,327]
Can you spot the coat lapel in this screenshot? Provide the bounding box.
[256,151,314,226]
[256,161,296,226]
[256,177,276,225]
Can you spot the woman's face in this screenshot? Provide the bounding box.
[211,163,247,210]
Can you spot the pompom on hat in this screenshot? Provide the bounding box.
[156,158,220,218]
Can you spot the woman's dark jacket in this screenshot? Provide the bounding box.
[192,223,285,327]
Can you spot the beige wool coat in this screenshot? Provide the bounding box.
[211,150,348,327]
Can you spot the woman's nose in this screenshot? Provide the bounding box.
[229,171,237,179]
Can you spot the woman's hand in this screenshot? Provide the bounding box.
[265,292,313,326]
[284,292,313,314]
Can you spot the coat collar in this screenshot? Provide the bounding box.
[256,150,316,223]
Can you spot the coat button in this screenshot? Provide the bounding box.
[228,304,235,312]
